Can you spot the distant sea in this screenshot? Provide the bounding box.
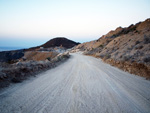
[0,47,25,52]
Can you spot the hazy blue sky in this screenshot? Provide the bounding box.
[0,0,150,48]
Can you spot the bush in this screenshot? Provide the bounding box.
[57,56,61,62]
[127,47,132,50]
[106,40,111,43]
[62,54,70,59]
[143,56,150,63]
[99,44,104,48]
[122,55,131,61]
[144,35,150,44]
[114,52,119,56]
[11,77,22,83]
[46,57,51,61]
[105,54,111,59]
[135,40,140,45]
[99,54,105,58]
[7,59,18,64]
[135,45,143,49]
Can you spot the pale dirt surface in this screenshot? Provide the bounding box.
[0,53,150,113]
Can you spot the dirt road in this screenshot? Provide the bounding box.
[0,53,150,113]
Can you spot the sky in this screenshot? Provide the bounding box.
[0,0,150,48]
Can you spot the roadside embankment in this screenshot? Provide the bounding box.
[102,58,150,79]
[0,52,70,89]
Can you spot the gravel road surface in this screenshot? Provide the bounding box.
[0,53,150,113]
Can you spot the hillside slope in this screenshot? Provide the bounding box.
[75,18,150,79]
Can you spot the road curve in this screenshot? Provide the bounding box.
[0,53,150,113]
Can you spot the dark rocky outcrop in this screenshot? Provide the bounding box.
[0,50,24,62]
[41,37,80,48]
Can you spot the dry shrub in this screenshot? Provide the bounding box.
[143,56,150,63]
[144,35,150,44]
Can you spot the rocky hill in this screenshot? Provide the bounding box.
[28,37,80,51]
[41,37,80,48]
[75,18,150,79]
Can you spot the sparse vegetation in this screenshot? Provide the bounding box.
[127,47,132,50]
[106,40,111,43]
[135,40,140,45]
[135,45,143,49]
[122,55,131,61]
[143,56,150,63]
[46,57,51,61]
[0,51,70,89]
[114,52,119,57]
[105,54,111,59]
[144,35,150,44]
[98,44,104,48]
[99,54,105,58]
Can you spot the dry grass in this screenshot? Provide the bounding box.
[23,51,58,61]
